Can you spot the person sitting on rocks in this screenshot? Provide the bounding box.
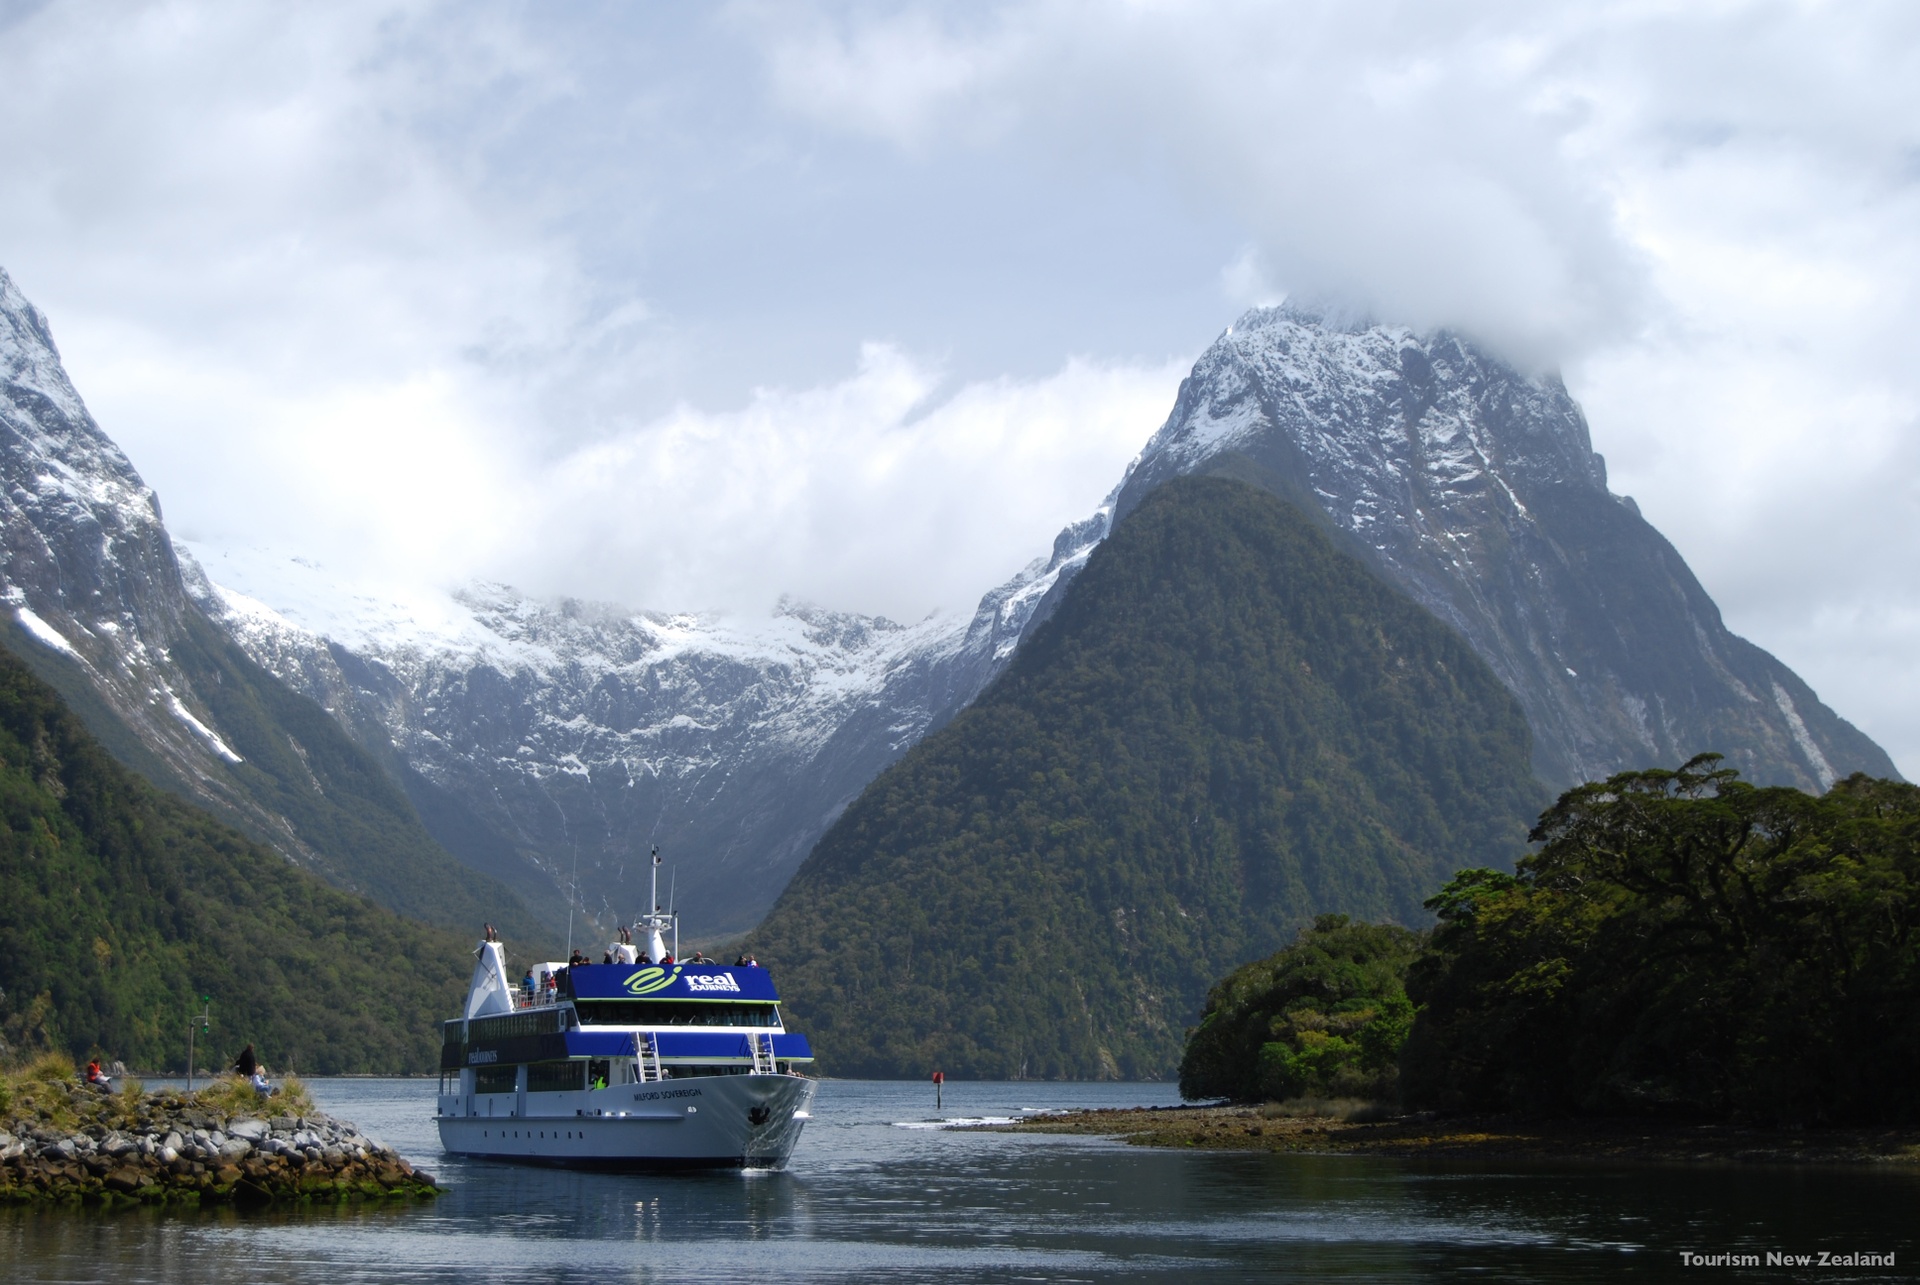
[250,1067,274,1097]
[84,1059,111,1087]
[234,1043,259,1079]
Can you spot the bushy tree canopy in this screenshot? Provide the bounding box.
[1402,756,1920,1123]
[1178,914,1421,1102]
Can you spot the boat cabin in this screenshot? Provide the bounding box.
[438,941,814,1103]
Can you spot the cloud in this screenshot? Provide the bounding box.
[750,0,1920,769]
[5,0,1920,770]
[752,0,1650,367]
[509,347,1182,615]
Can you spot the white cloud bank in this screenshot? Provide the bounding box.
[2,1,1919,768]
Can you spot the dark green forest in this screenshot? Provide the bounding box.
[1401,757,1920,1124]
[1183,758,1920,1126]
[0,645,477,1073]
[752,477,1544,1078]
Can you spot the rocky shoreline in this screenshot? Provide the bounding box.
[0,1075,438,1206]
[991,1104,1920,1166]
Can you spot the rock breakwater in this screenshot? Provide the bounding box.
[0,1075,438,1206]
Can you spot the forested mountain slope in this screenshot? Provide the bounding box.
[751,477,1545,1079]
[0,645,475,1073]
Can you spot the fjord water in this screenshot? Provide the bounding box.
[6,1080,1918,1283]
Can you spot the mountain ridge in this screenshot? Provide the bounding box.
[176,512,1109,938]
[0,265,546,942]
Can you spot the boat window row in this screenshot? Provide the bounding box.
[467,1060,614,1094]
[466,1008,570,1043]
[442,1059,794,1096]
[574,1000,781,1027]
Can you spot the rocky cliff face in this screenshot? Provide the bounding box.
[0,266,544,939]
[180,507,1109,939]
[0,268,222,779]
[1106,304,1893,790]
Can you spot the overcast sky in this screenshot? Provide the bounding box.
[2,1,1917,772]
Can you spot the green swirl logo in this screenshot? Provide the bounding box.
[623,965,683,996]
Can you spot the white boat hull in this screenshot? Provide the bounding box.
[436,1073,817,1170]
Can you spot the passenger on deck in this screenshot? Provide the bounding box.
[661,950,675,964]
[523,970,535,1004]
[735,952,758,967]
[603,949,614,964]
[690,950,711,964]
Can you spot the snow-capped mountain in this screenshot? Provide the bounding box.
[182,302,1895,941]
[1101,304,1894,790]
[179,505,1109,939]
[0,265,550,938]
[14,251,1890,946]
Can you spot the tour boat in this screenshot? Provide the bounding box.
[434,871,816,1170]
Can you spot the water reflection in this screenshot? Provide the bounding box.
[5,1079,1918,1283]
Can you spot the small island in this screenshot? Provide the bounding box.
[0,1056,438,1206]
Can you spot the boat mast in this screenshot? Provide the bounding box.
[641,845,670,963]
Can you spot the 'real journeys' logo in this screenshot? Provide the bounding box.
[684,972,741,993]
[623,966,682,996]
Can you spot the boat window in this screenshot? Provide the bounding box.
[528,1060,584,1093]
[475,1064,519,1094]
[574,1001,780,1027]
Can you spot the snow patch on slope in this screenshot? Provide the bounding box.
[13,604,78,656]
[1771,682,1836,790]
[163,688,244,763]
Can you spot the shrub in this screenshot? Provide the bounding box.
[1179,915,1423,1102]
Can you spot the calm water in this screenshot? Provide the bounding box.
[5,1078,1918,1283]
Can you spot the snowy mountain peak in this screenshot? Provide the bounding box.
[0,268,94,429]
[1137,304,1608,515]
[1112,304,1890,792]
